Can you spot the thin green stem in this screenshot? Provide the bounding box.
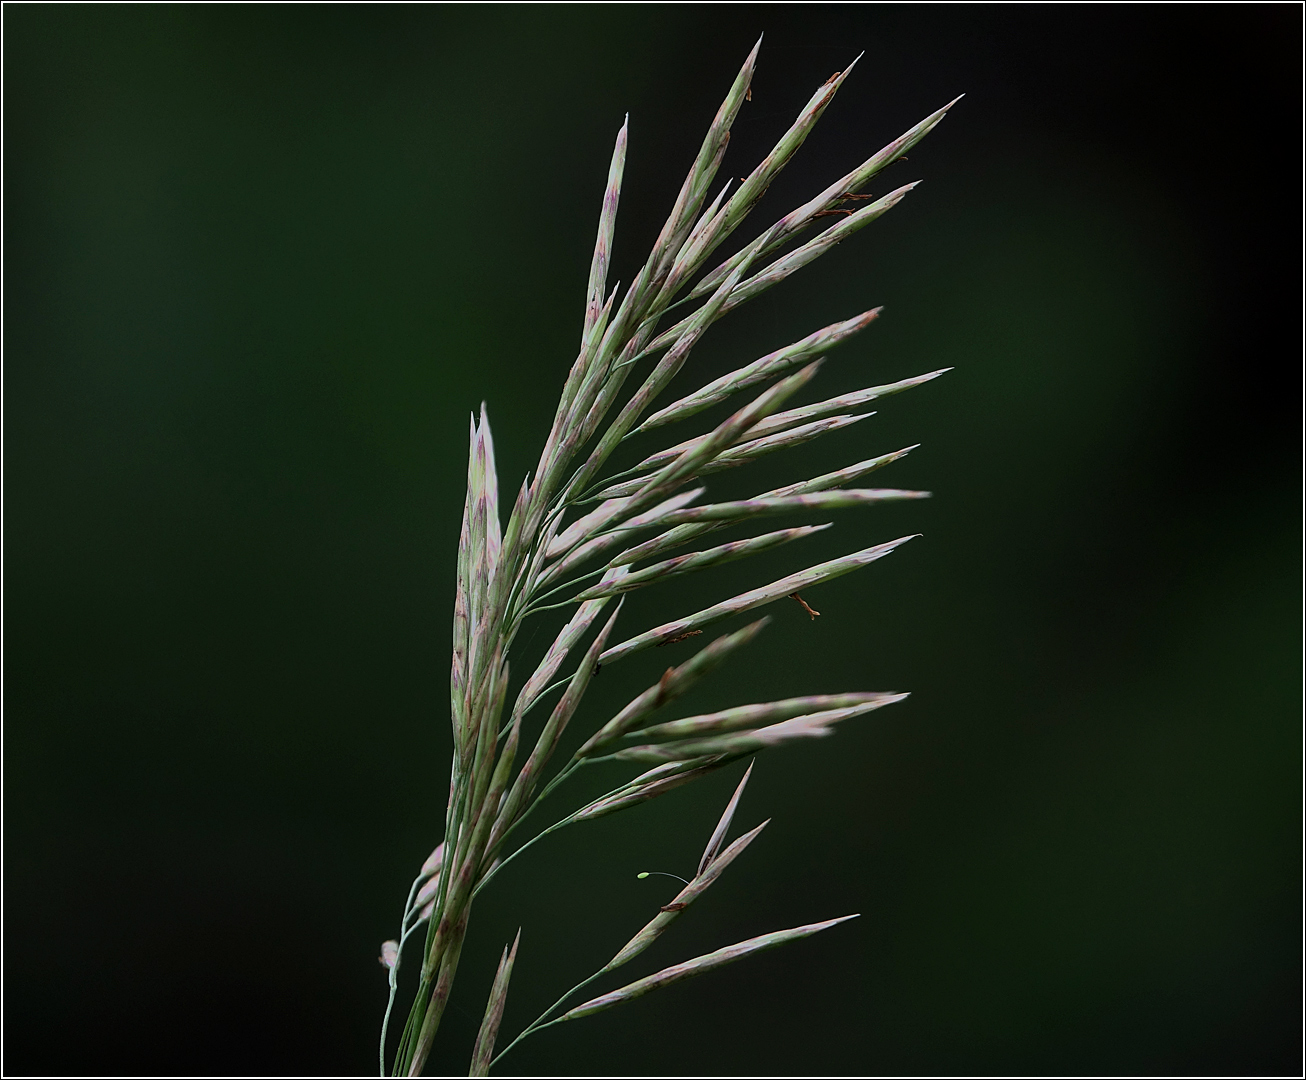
[486,758,587,864]
[379,872,426,1076]
[488,967,607,1069]
[471,813,578,900]
[475,762,653,900]
[378,915,435,1076]
[527,670,579,710]
[575,459,660,501]
[534,757,585,808]
[518,596,581,618]
[519,565,606,612]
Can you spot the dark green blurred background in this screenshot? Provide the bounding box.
[5,5,1300,1077]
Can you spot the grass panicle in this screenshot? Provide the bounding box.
[379,44,955,1076]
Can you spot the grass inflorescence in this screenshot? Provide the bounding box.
[378,39,958,1077]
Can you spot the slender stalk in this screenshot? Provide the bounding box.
[471,814,577,900]
[488,968,608,1070]
[379,872,431,1075]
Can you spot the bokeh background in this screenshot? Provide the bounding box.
[5,5,1300,1077]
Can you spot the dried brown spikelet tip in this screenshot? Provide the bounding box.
[789,592,820,620]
